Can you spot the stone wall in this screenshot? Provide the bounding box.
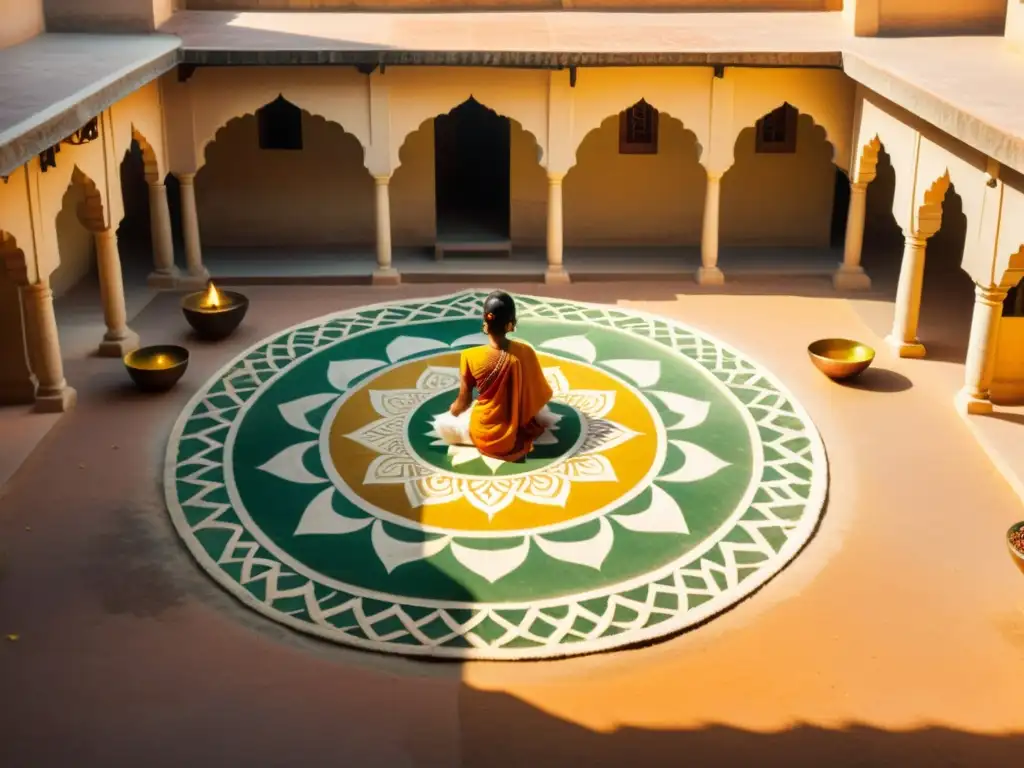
[43,0,179,32]
[183,0,839,9]
[1007,0,1024,46]
[179,65,850,250]
[845,0,1006,36]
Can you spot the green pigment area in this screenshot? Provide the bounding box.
[407,392,581,476]
[226,317,757,604]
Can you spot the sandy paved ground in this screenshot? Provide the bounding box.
[1,277,1023,767]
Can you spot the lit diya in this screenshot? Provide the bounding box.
[1008,522,1024,576]
[807,338,876,381]
[124,345,189,392]
[182,280,249,341]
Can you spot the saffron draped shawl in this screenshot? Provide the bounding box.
[459,340,553,462]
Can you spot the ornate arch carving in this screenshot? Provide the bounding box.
[851,135,883,186]
[71,167,108,233]
[914,171,952,239]
[567,100,704,174]
[196,91,370,172]
[392,96,544,176]
[131,126,162,184]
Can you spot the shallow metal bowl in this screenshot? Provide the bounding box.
[807,338,876,381]
[182,290,249,341]
[1008,522,1024,576]
[124,344,189,392]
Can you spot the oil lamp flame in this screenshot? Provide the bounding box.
[202,281,222,309]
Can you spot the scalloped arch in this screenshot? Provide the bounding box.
[567,100,704,174]
[130,125,162,183]
[730,91,854,173]
[913,170,952,239]
[196,94,370,173]
[70,167,108,234]
[1000,245,1024,289]
[730,103,839,168]
[852,135,883,185]
[392,96,545,176]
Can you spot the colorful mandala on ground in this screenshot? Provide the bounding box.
[165,290,828,659]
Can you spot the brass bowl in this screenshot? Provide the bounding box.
[124,345,189,392]
[182,290,249,341]
[808,338,876,381]
[1008,522,1024,576]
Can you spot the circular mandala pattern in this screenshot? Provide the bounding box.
[165,290,828,659]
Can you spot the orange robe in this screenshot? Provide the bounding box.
[459,340,554,462]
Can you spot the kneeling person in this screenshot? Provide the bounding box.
[434,291,555,462]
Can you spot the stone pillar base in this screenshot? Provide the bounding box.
[696,266,725,286]
[177,271,211,291]
[955,388,994,415]
[34,385,76,414]
[98,330,140,358]
[372,268,401,286]
[147,268,180,289]
[833,265,872,291]
[885,334,926,359]
[544,267,571,286]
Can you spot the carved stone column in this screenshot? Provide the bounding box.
[372,174,400,286]
[956,283,1008,414]
[178,173,209,287]
[147,180,179,288]
[698,171,725,286]
[20,280,76,413]
[95,228,140,357]
[833,181,872,290]
[545,172,570,285]
[0,275,35,405]
[885,234,928,358]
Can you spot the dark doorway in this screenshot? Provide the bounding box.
[434,98,511,246]
[830,167,851,247]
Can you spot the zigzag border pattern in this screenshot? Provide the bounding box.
[166,291,827,660]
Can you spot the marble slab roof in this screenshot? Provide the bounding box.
[2,11,1023,183]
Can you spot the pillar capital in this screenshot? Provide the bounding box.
[22,280,53,301]
[177,172,196,185]
[147,179,166,191]
[705,169,725,182]
[974,283,1008,307]
[547,171,566,184]
[904,233,928,249]
[372,174,391,186]
[850,180,869,194]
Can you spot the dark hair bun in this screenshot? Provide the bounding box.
[483,291,516,335]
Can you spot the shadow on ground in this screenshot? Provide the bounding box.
[838,367,913,393]
[459,690,1024,767]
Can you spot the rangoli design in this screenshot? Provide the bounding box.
[165,290,828,659]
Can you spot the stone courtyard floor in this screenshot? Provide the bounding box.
[1,275,1023,766]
